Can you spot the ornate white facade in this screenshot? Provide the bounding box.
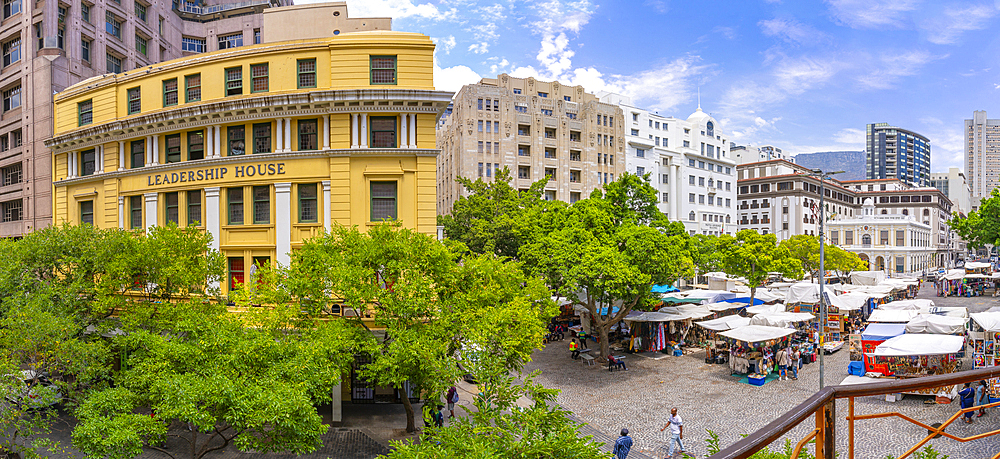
[825,198,936,276]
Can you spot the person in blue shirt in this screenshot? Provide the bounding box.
[612,428,633,459]
[959,382,976,424]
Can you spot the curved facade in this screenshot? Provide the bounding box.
[47,31,451,292]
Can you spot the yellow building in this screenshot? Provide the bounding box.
[46,19,451,294]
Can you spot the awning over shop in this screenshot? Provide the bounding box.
[965,261,991,270]
[749,311,815,328]
[860,323,906,341]
[850,271,887,286]
[905,315,967,335]
[719,325,796,343]
[879,299,934,311]
[827,292,876,311]
[695,314,751,331]
[786,283,821,304]
[918,306,968,318]
[652,284,680,293]
[872,334,965,356]
[868,309,919,323]
[970,312,1000,332]
[746,303,785,315]
[704,301,748,312]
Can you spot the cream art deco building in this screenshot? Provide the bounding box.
[435,74,625,212]
[825,198,936,275]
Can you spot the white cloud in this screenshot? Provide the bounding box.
[644,0,669,14]
[712,26,737,40]
[489,58,510,75]
[434,61,482,92]
[433,35,456,54]
[855,50,939,89]
[758,17,827,45]
[520,0,595,78]
[833,128,865,145]
[920,117,965,171]
[825,0,920,29]
[294,0,456,21]
[922,4,996,45]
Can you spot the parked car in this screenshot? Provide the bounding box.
[2,370,63,410]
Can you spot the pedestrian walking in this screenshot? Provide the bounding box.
[570,339,580,359]
[660,407,684,457]
[612,428,633,459]
[445,386,459,418]
[790,346,800,380]
[776,347,789,381]
[976,380,990,417]
[959,382,976,423]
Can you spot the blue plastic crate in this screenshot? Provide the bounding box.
[748,375,766,386]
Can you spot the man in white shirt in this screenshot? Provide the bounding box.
[660,407,684,457]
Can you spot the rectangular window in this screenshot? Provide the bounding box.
[81,37,90,62]
[158,16,163,34]
[185,74,201,102]
[80,149,96,176]
[129,195,142,229]
[165,134,181,163]
[297,119,318,150]
[228,257,244,290]
[225,67,242,96]
[2,85,19,111]
[831,231,839,245]
[34,22,40,50]
[1,199,21,222]
[1,162,21,186]
[252,185,269,224]
[228,125,245,156]
[127,87,140,114]
[163,78,178,106]
[896,230,905,247]
[298,183,317,223]
[181,37,206,53]
[105,12,121,39]
[134,1,146,21]
[880,230,889,245]
[187,130,204,160]
[80,200,94,225]
[165,192,178,224]
[187,190,201,226]
[227,187,243,225]
[218,33,243,50]
[370,181,397,221]
[253,122,271,154]
[5,0,22,19]
[370,116,396,148]
[253,29,260,44]
[130,139,144,168]
[2,37,19,67]
[135,34,147,56]
[107,54,122,73]
[78,99,93,126]
[250,63,268,92]
[370,55,396,85]
[688,193,695,203]
[297,58,316,88]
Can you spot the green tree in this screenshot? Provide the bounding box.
[437,167,564,259]
[948,188,1000,250]
[522,173,693,360]
[689,234,723,275]
[824,244,867,281]
[719,230,802,305]
[382,373,607,459]
[779,235,821,280]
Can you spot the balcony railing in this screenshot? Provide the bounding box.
[174,0,272,15]
[710,366,1000,459]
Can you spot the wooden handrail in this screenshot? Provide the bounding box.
[710,366,1000,459]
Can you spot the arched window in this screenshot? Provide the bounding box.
[881,209,887,214]
[923,209,930,216]
[706,121,714,137]
[689,211,696,221]
[862,234,872,245]
[726,215,731,223]
[902,209,908,215]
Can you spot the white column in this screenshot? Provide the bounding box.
[331,380,342,423]
[118,141,126,171]
[66,151,75,178]
[400,113,408,148]
[144,192,158,232]
[322,115,330,150]
[214,125,222,158]
[152,135,160,165]
[145,137,152,166]
[205,126,214,158]
[360,114,368,148]
[204,187,221,291]
[117,197,125,229]
[284,117,292,152]
[274,182,292,266]
[274,119,283,153]
[322,180,331,233]
[96,146,104,174]
[350,114,359,148]
[410,114,417,148]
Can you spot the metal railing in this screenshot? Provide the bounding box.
[709,366,1000,459]
[174,0,270,15]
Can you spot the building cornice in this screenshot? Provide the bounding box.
[47,89,454,151]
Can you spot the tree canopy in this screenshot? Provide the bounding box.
[948,188,1000,249]
[719,230,802,304]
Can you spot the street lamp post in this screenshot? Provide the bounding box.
[809,169,843,390]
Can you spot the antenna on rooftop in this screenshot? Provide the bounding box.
[697,86,701,110]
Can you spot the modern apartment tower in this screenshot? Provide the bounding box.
[0,0,293,239]
[965,110,1000,209]
[436,74,625,213]
[865,123,930,187]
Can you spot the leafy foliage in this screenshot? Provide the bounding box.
[719,230,802,304]
[779,234,866,281]
[949,187,1000,250]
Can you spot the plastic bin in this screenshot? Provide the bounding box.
[748,375,766,386]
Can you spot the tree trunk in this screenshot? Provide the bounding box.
[400,386,416,433]
[750,286,756,308]
[597,325,610,362]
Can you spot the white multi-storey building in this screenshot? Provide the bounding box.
[930,169,972,215]
[826,198,936,276]
[732,144,790,165]
[965,110,1000,210]
[599,93,737,235]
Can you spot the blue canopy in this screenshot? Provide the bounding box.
[652,284,680,293]
[861,323,906,341]
[722,297,765,306]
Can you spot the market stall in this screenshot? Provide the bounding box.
[866,334,966,399]
[970,312,1000,399]
[858,323,907,375]
[880,299,934,310]
[868,309,918,323]
[694,314,751,363]
[905,315,968,335]
[749,311,815,328]
[850,271,887,286]
[719,325,797,385]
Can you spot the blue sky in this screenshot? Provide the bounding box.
[300,0,1000,172]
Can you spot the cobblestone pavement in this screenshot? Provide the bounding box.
[526,284,1000,458]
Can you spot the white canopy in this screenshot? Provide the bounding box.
[828,292,875,311]
[834,284,895,296]
[878,279,912,290]
[660,305,714,320]
[868,309,919,323]
[850,271,887,286]
[905,315,968,335]
[695,314,751,331]
[988,306,1000,313]
[941,269,967,280]
[872,334,966,356]
[749,311,815,328]
[879,299,934,311]
[918,306,969,319]
[703,301,748,312]
[970,312,1000,332]
[623,311,685,323]
[719,325,796,343]
[965,261,991,270]
[745,303,785,315]
[786,283,821,304]
[750,290,785,302]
